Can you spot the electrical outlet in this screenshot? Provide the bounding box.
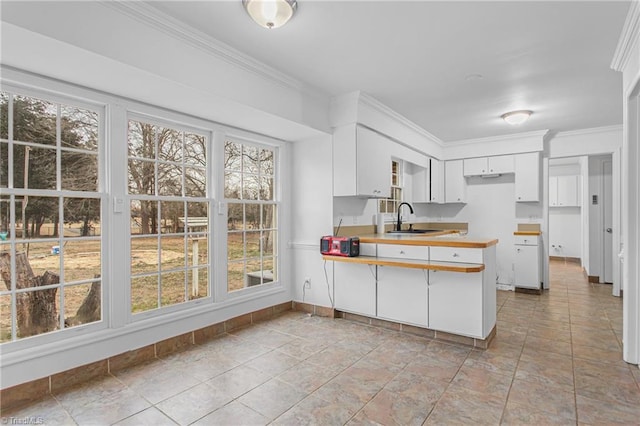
[304,277,311,289]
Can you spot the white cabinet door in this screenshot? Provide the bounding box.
[549,176,559,206]
[487,155,514,174]
[557,175,579,207]
[428,270,483,338]
[515,152,540,202]
[334,262,377,316]
[333,125,391,198]
[463,158,487,176]
[445,160,466,203]
[377,266,428,327]
[356,127,391,198]
[411,164,430,203]
[514,245,540,289]
[429,158,444,203]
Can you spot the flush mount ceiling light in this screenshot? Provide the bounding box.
[501,110,533,125]
[243,0,297,29]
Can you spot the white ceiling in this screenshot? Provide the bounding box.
[145,0,630,142]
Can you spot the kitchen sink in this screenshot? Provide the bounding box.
[386,229,442,235]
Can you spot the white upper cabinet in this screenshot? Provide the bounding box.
[463,155,514,176]
[549,175,581,207]
[445,160,466,203]
[333,124,391,198]
[514,152,540,202]
[429,158,445,203]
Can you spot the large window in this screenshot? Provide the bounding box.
[224,140,277,292]
[0,91,102,343]
[128,119,210,314]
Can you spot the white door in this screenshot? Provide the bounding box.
[603,160,613,283]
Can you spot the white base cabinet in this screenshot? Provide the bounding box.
[377,266,428,327]
[514,235,541,289]
[334,262,376,317]
[428,270,483,338]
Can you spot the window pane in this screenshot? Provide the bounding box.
[61,105,98,151]
[0,293,11,343]
[261,204,276,230]
[0,92,8,140]
[225,171,241,199]
[0,141,7,188]
[61,151,98,191]
[160,270,185,306]
[227,203,243,231]
[259,176,274,201]
[160,201,184,234]
[1,195,9,239]
[128,121,155,159]
[243,146,259,174]
[130,199,158,235]
[188,267,208,300]
[228,261,244,292]
[186,202,208,234]
[224,141,242,171]
[245,259,262,287]
[184,133,205,167]
[16,287,59,339]
[63,240,101,283]
[157,127,182,163]
[184,167,205,197]
[263,230,276,255]
[131,275,158,313]
[242,174,259,200]
[14,145,56,190]
[19,242,60,283]
[245,204,259,230]
[128,159,155,195]
[160,235,185,271]
[131,237,158,274]
[228,232,244,261]
[246,231,260,259]
[63,198,100,237]
[262,257,275,284]
[260,148,274,176]
[158,162,182,196]
[64,282,101,328]
[17,196,59,240]
[188,235,208,267]
[13,96,56,146]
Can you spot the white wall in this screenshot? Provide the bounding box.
[587,155,614,278]
[290,135,335,308]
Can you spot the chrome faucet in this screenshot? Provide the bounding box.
[396,202,414,232]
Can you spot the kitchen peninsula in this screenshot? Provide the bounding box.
[324,231,498,348]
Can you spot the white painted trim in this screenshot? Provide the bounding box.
[613,147,622,296]
[611,0,640,72]
[101,1,325,99]
[553,124,624,139]
[446,129,550,147]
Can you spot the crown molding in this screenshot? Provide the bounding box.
[100,1,326,100]
[553,124,623,138]
[611,0,640,72]
[358,93,444,146]
[446,129,550,147]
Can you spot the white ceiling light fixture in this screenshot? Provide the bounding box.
[501,110,533,125]
[243,0,297,29]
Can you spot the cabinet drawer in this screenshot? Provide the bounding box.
[430,247,483,264]
[377,244,429,260]
[360,243,377,257]
[514,235,539,246]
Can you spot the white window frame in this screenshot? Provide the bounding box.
[0,83,108,352]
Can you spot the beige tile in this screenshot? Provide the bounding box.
[507,377,576,421]
[425,384,505,425]
[451,364,513,399]
[67,387,150,425]
[502,399,574,425]
[192,401,269,426]
[155,332,193,358]
[404,353,462,382]
[109,345,156,372]
[113,406,176,426]
[244,350,301,377]
[193,322,225,344]
[514,351,574,392]
[272,394,354,426]
[576,394,640,424]
[523,335,572,357]
[356,389,432,426]
[155,382,232,425]
[237,378,308,420]
[312,374,383,416]
[0,377,50,412]
[206,364,270,399]
[225,313,252,331]
[0,395,72,425]
[50,359,108,393]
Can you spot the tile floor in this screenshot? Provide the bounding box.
[3,260,640,425]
